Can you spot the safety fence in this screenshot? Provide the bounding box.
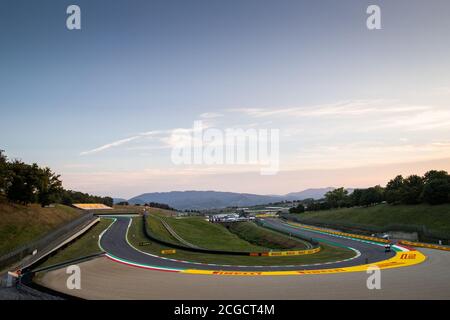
[281,213,450,244]
[254,218,320,247]
[398,240,450,251]
[0,212,96,271]
[285,221,390,244]
[142,214,319,257]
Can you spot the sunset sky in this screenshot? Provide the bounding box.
[1,0,450,198]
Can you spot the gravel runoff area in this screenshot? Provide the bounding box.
[35,248,450,300]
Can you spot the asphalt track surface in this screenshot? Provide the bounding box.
[99,217,396,271]
[37,248,450,299]
[36,216,450,299]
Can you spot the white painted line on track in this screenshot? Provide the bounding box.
[103,217,364,270]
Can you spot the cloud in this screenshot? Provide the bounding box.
[289,141,450,170]
[79,121,212,156]
[80,135,142,155]
[80,130,165,155]
[199,112,223,119]
[377,109,450,131]
[230,100,431,118]
[63,163,93,169]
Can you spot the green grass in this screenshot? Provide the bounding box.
[227,222,308,250]
[0,198,81,256]
[38,218,114,268]
[292,203,450,237]
[158,216,265,251]
[131,217,354,266]
[147,214,182,244]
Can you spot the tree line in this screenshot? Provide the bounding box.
[0,150,113,207]
[117,201,176,211]
[289,170,450,213]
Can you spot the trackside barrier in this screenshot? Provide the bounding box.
[399,240,450,251]
[180,248,427,276]
[287,222,390,244]
[281,213,450,243]
[143,214,319,257]
[254,219,320,246]
[249,247,321,257]
[266,247,321,257]
[31,252,105,273]
[0,212,96,270]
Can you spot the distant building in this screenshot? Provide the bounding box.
[209,213,254,223]
[72,203,113,211]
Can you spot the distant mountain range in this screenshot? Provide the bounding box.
[284,188,337,201]
[114,188,352,210]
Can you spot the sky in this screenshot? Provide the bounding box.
[1,0,450,198]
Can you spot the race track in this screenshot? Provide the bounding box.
[36,248,450,299]
[34,216,450,299]
[97,217,420,274]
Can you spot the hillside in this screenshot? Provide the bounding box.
[154,216,265,251]
[126,188,341,210]
[0,197,81,256]
[128,191,284,210]
[288,203,450,239]
[284,188,335,200]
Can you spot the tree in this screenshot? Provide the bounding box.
[385,175,405,204]
[350,189,364,206]
[0,150,7,194]
[103,197,114,207]
[5,161,40,204]
[36,167,63,207]
[423,170,450,184]
[289,203,305,214]
[402,175,424,204]
[325,187,349,208]
[359,185,384,206]
[422,179,450,205]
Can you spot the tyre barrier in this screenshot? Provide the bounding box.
[399,240,450,251]
[143,214,320,257]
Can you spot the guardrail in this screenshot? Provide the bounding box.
[143,213,319,257]
[0,212,96,271]
[398,240,450,251]
[280,213,450,244]
[285,221,390,244]
[254,218,320,247]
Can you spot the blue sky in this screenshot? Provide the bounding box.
[1,0,450,198]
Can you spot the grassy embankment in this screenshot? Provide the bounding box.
[290,203,450,238]
[0,197,81,256]
[156,215,266,251]
[128,216,354,266]
[38,218,114,268]
[227,222,309,250]
[36,207,173,266]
